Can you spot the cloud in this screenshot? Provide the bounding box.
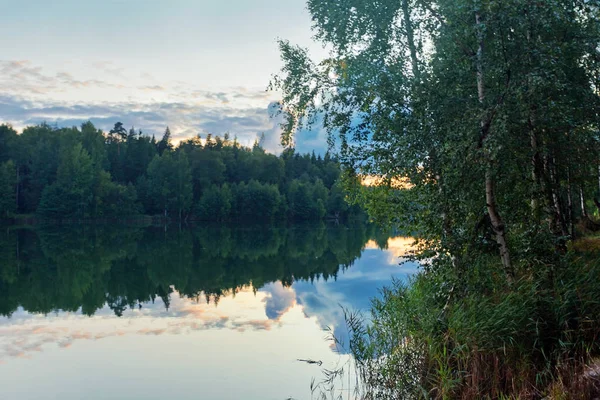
[0,60,125,94]
[137,328,168,336]
[291,242,419,353]
[140,85,166,92]
[0,60,49,84]
[0,94,275,147]
[262,282,296,320]
[295,124,329,155]
[0,59,332,154]
[0,290,282,362]
[263,102,331,155]
[91,61,126,78]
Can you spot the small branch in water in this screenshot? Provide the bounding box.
[297,358,323,366]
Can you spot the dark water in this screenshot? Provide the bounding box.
[0,223,417,400]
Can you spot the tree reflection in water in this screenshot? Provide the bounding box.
[0,223,395,318]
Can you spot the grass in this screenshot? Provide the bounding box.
[321,243,600,399]
[571,236,600,252]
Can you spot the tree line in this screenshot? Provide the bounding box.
[0,122,361,221]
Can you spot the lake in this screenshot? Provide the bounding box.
[0,223,417,400]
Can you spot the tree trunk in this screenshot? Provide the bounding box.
[550,161,568,236]
[567,168,574,237]
[529,121,541,214]
[476,11,485,104]
[526,24,542,217]
[476,10,513,281]
[16,231,20,275]
[401,0,419,79]
[580,187,588,219]
[485,170,513,279]
[542,155,567,236]
[15,166,19,211]
[596,165,600,213]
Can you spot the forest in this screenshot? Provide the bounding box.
[273,0,600,398]
[0,122,361,222]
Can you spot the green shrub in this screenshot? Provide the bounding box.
[344,253,600,399]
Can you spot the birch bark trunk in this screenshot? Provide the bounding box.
[475,10,513,281]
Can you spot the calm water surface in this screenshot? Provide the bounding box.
[0,223,417,400]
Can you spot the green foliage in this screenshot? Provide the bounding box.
[80,121,108,170]
[186,143,226,198]
[274,0,600,266]
[0,120,359,221]
[123,127,155,184]
[37,184,78,218]
[38,143,95,218]
[0,160,16,218]
[345,251,600,399]
[16,123,71,212]
[157,126,173,156]
[57,143,95,191]
[273,0,600,397]
[93,171,140,217]
[196,184,232,221]
[0,124,17,163]
[288,179,327,220]
[142,152,193,218]
[231,180,285,221]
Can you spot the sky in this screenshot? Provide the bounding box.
[0,0,330,154]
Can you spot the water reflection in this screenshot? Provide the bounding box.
[0,223,416,400]
[0,224,408,318]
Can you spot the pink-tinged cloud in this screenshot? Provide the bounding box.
[0,289,294,363]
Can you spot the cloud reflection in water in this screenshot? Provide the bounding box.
[0,236,417,362]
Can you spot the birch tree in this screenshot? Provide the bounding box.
[272,0,600,279]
